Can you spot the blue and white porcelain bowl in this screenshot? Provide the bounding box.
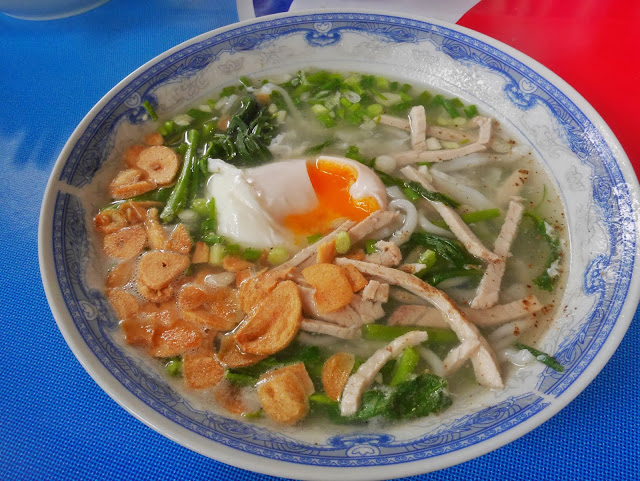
[38,10,640,480]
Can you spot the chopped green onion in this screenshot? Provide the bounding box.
[202,234,224,246]
[514,343,564,372]
[243,248,262,262]
[190,198,209,217]
[375,76,390,90]
[365,239,378,254]
[267,247,289,265]
[418,249,437,271]
[209,244,226,265]
[225,243,241,255]
[165,357,182,377]
[366,103,384,117]
[143,100,158,121]
[316,112,336,128]
[335,231,351,254]
[311,104,329,115]
[464,104,478,118]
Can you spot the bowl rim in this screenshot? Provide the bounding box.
[38,8,640,480]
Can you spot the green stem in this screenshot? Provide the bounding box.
[160,129,200,223]
[361,324,457,345]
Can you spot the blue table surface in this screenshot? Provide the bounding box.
[1,1,638,479]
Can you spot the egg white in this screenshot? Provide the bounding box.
[206,158,293,249]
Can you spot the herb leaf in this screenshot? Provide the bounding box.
[515,342,564,372]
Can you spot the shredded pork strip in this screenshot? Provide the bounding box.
[495,168,529,206]
[335,258,504,389]
[409,106,428,150]
[300,319,360,340]
[340,331,429,416]
[401,166,500,263]
[471,200,524,309]
[387,295,544,328]
[347,210,399,243]
[443,339,481,376]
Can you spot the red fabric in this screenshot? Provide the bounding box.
[459,0,640,177]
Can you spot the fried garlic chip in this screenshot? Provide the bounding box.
[183,349,225,390]
[138,251,189,290]
[321,352,355,401]
[136,146,180,186]
[107,289,140,320]
[301,263,353,313]
[106,260,135,288]
[341,264,368,292]
[238,266,293,314]
[217,333,266,368]
[235,280,302,356]
[178,284,241,331]
[149,319,204,358]
[165,223,192,254]
[103,224,147,260]
[257,364,313,424]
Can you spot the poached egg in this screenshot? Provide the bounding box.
[206,155,387,250]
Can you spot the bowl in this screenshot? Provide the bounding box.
[38,10,640,480]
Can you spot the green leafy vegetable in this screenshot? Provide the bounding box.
[305,138,336,155]
[314,374,452,424]
[406,232,480,268]
[403,181,460,208]
[420,267,482,287]
[385,374,452,419]
[523,211,563,291]
[515,343,564,372]
[225,371,258,387]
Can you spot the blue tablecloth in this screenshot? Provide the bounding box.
[1,1,638,479]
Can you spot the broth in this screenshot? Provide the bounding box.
[94,69,567,426]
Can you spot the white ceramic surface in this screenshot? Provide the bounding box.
[38,10,640,480]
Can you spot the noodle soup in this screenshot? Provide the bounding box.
[94,69,566,425]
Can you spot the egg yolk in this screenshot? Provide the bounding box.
[284,158,380,236]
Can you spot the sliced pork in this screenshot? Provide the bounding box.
[335,258,504,390]
[340,331,429,416]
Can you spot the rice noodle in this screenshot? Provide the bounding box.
[387,199,418,245]
[431,152,494,173]
[385,185,405,200]
[430,169,496,210]
[418,212,456,238]
[263,83,305,123]
[416,346,445,377]
[488,317,536,351]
